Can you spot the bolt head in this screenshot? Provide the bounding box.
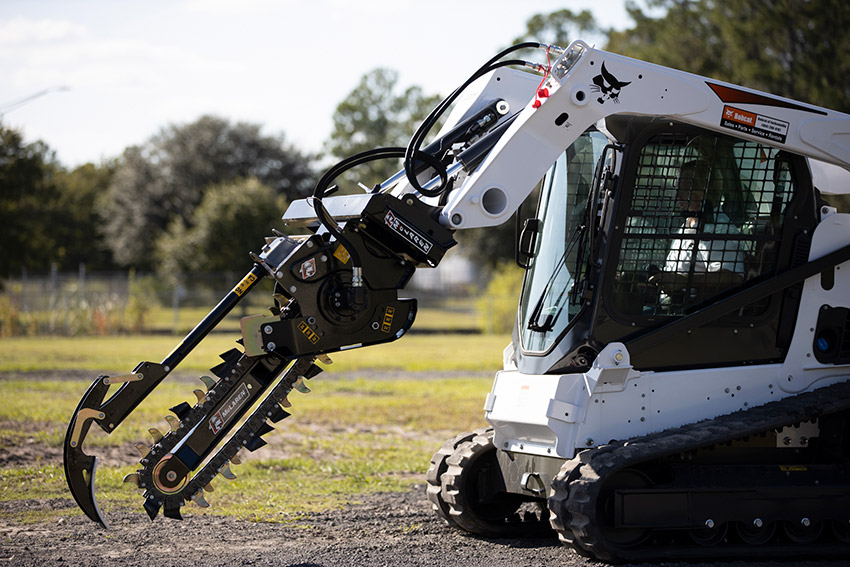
[705,519,715,529]
[753,518,763,528]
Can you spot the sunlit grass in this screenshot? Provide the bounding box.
[0,370,494,524]
[0,333,509,373]
[145,304,481,335]
[0,320,506,524]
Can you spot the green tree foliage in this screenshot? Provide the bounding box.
[512,8,605,48]
[0,124,58,276]
[325,68,441,190]
[155,177,288,277]
[606,0,850,112]
[52,162,116,270]
[476,261,524,334]
[0,124,115,276]
[103,115,316,269]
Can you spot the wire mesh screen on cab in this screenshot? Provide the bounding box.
[613,132,795,318]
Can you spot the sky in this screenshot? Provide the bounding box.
[0,0,633,168]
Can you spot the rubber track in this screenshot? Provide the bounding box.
[441,429,552,538]
[425,429,487,527]
[562,379,850,562]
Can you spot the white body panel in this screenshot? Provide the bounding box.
[487,213,850,457]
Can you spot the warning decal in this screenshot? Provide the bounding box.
[721,105,789,144]
[232,272,258,296]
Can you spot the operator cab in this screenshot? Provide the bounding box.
[515,116,818,375]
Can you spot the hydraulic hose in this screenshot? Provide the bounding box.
[404,42,550,195]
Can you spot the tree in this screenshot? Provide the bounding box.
[606,0,850,112]
[155,177,289,277]
[0,124,55,276]
[103,115,316,269]
[0,123,119,277]
[52,162,116,271]
[325,68,441,190]
[512,8,605,49]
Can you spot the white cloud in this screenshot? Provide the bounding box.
[0,16,87,45]
[0,0,633,167]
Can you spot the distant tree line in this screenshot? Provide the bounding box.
[2,1,847,281]
[0,116,317,279]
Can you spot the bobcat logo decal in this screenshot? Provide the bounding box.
[591,62,631,104]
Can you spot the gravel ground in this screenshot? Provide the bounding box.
[1,489,587,567]
[5,488,850,567]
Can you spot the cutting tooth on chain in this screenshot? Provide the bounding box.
[169,402,192,420]
[293,377,311,394]
[204,482,215,492]
[144,497,162,520]
[165,415,180,432]
[191,491,210,508]
[304,363,323,380]
[134,442,150,458]
[230,452,242,465]
[317,354,333,365]
[148,427,164,443]
[280,395,292,408]
[220,464,237,480]
[193,389,207,404]
[199,375,215,391]
[123,473,141,487]
[245,436,267,452]
[268,404,291,423]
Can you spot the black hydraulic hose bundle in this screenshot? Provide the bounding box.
[310,42,553,272]
[404,41,546,195]
[310,146,409,269]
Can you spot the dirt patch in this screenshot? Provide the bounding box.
[0,489,575,567]
[4,490,849,567]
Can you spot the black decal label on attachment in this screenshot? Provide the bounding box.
[384,210,433,254]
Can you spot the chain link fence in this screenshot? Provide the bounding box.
[0,257,517,337]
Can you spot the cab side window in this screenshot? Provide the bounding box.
[612,132,795,318]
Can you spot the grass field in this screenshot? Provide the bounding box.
[0,331,509,524]
[145,303,484,335]
[0,332,510,373]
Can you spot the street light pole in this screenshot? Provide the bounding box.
[0,86,71,117]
